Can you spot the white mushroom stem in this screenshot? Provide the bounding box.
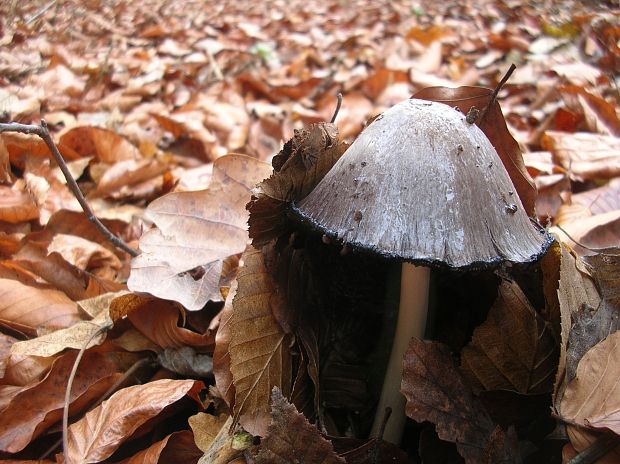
[371,263,430,444]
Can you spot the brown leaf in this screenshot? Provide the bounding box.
[212,280,236,409]
[542,131,620,181]
[248,124,347,247]
[188,412,230,453]
[120,293,212,349]
[0,269,82,336]
[559,85,620,136]
[413,86,537,217]
[0,184,39,223]
[114,430,202,464]
[461,280,559,394]
[229,247,292,437]
[128,154,271,310]
[254,388,345,464]
[0,351,127,453]
[66,379,203,463]
[402,338,515,463]
[560,331,620,434]
[59,126,140,163]
[552,243,601,410]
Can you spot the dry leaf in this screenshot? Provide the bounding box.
[121,293,212,349]
[188,412,230,453]
[461,280,559,394]
[66,379,203,463]
[542,131,620,181]
[128,154,271,310]
[402,338,516,463]
[229,247,292,436]
[560,331,620,434]
[114,430,203,464]
[0,351,126,453]
[59,126,141,163]
[254,388,345,464]
[0,273,82,336]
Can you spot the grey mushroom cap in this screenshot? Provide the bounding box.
[290,98,553,270]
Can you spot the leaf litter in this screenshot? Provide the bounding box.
[0,0,619,463]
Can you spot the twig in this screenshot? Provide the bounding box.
[206,48,224,81]
[0,121,139,257]
[568,431,620,464]
[478,63,517,125]
[330,93,343,124]
[62,325,110,463]
[25,0,57,25]
[41,357,152,460]
[554,224,614,255]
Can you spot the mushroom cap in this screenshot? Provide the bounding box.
[290,98,552,269]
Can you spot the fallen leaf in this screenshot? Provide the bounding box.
[254,388,345,464]
[229,247,292,437]
[0,184,39,223]
[59,126,140,163]
[461,280,559,395]
[248,124,347,246]
[542,131,620,181]
[560,331,620,434]
[118,293,212,349]
[66,379,203,463]
[0,351,127,453]
[188,412,230,453]
[114,430,203,464]
[0,269,82,336]
[128,154,271,311]
[402,338,516,463]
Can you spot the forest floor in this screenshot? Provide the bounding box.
[0,1,619,463]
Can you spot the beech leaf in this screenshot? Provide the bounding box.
[254,388,345,464]
[128,154,271,310]
[229,247,292,436]
[560,330,620,434]
[402,338,517,463]
[461,280,559,394]
[66,379,203,463]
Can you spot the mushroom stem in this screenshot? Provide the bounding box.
[371,263,430,444]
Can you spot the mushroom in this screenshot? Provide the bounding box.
[289,98,553,443]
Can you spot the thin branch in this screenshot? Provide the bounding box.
[0,121,140,257]
[330,92,343,123]
[478,63,516,125]
[25,0,56,25]
[62,325,109,463]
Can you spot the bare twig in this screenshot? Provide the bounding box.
[478,63,517,125]
[206,47,224,81]
[62,325,110,463]
[330,93,343,124]
[0,121,140,257]
[25,0,57,25]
